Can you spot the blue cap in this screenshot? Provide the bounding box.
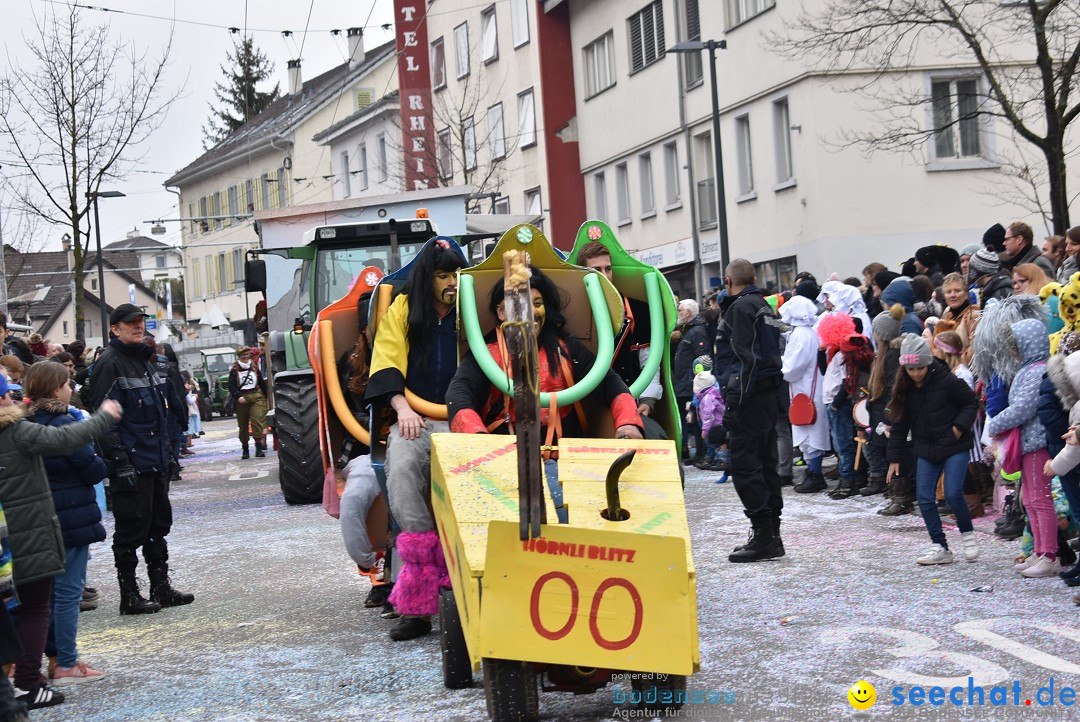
[0,375,21,396]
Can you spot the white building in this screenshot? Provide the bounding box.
[566,0,1080,299]
[103,232,184,286]
[313,90,403,200]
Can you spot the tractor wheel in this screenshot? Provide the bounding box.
[439,588,472,689]
[274,377,323,505]
[631,674,687,712]
[482,658,539,722]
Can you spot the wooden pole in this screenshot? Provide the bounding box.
[502,251,546,539]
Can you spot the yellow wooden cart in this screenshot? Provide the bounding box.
[431,224,697,722]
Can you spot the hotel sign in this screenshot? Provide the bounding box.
[395,0,437,190]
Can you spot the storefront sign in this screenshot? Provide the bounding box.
[395,0,437,190]
[631,238,694,269]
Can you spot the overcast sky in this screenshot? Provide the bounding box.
[2,0,397,252]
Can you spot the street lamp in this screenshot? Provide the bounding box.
[87,190,126,341]
[668,39,729,298]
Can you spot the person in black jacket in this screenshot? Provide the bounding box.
[887,334,980,566]
[715,259,785,563]
[83,304,193,616]
[673,301,711,462]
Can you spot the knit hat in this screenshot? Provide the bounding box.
[692,355,712,374]
[960,242,982,258]
[968,248,1000,282]
[693,370,716,394]
[899,333,933,368]
[983,223,1007,253]
[880,278,915,311]
[871,303,906,342]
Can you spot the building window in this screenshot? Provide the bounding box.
[517,89,535,149]
[683,0,702,87]
[494,196,511,214]
[481,6,498,63]
[191,261,200,298]
[377,134,388,181]
[628,1,665,74]
[218,253,228,291]
[154,254,165,270]
[753,256,798,295]
[227,184,239,225]
[90,277,97,291]
[725,0,776,28]
[260,174,270,212]
[735,115,754,197]
[931,77,983,160]
[694,131,716,228]
[233,248,243,283]
[245,178,254,212]
[211,193,221,229]
[594,171,608,223]
[359,143,368,190]
[615,162,632,226]
[772,98,794,186]
[454,23,470,79]
[342,151,352,196]
[488,103,505,159]
[524,187,542,223]
[660,140,678,207]
[463,117,477,171]
[510,0,529,48]
[437,128,453,180]
[63,320,68,336]
[583,31,616,98]
[639,152,655,216]
[431,38,446,90]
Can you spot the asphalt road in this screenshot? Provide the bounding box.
[35,422,1080,721]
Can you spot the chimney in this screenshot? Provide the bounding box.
[348,28,365,69]
[126,226,139,239]
[287,59,302,95]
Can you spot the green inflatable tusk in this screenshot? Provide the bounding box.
[628,271,665,398]
[460,273,616,407]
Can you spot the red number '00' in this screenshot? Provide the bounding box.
[528,572,644,651]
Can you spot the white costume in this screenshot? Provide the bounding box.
[780,296,831,457]
[817,281,876,350]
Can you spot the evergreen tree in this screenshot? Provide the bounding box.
[202,36,280,148]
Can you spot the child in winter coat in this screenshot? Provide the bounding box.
[817,313,875,498]
[887,334,980,565]
[986,319,1060,578]
[24,362,109,685]
[0,373,121,708]
[693,369,727,471]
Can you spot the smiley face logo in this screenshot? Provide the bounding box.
[847,680,876,710]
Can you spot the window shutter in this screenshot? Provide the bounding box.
[205,257,215,295]
[686,0,700,39]
[191,261,201,298]
[225,250,235,289]
[356,89,373,110]
[654,3,665,60]
[629,14,644,71]
[642,6,656,66]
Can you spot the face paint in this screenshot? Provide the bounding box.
[432,270,458,308]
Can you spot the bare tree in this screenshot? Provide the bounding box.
[772,0,1080,233]
[0,3,178,338]
[387,51,521,205]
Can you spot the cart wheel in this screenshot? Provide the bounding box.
[439,588,472,689]
[482,657,539,722]
[632,674,687,712]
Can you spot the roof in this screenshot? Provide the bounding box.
[4,247,181,335]
[312,90,399,144]
[104,236,177,252]
[164,40,397,188]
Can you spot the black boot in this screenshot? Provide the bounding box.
[860,476,887,496]
[241,442,250,460]
[148,563,195,607]
[389,615,432,641]
[729,519,784,563]
[118,570,161,615]
[794,471,827,493]
[878,476,914,515]
[828,478,857,499]
[254,439,266,458]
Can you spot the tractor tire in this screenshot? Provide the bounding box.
[482,658,539,722]
[631,673,686,712]
[439,588,472,689]
[275,377,323,505]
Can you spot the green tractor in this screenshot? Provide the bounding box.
[194,347,237,417]
[246,216,454,505]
